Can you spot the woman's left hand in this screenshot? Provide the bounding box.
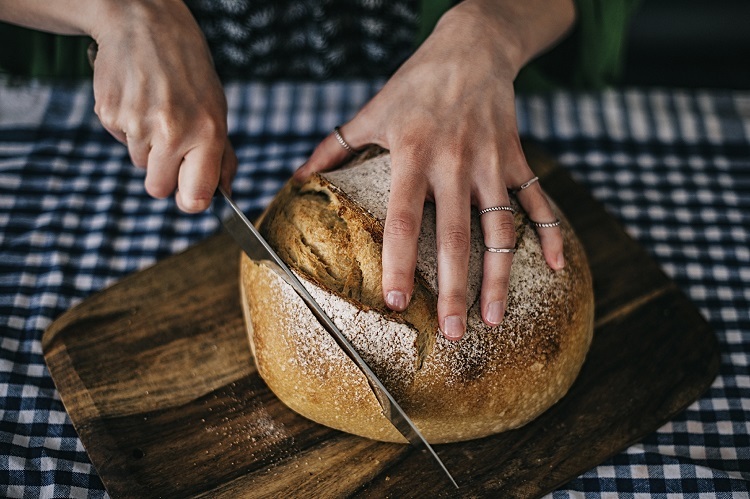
[294,0,575,341]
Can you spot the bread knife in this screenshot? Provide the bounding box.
[211,186,458,488]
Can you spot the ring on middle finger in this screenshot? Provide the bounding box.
[485,246,516,254]
[530,218,561,228]
[478,205,515,216]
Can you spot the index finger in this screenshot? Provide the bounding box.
[292,124,363,182]
[381,153,428,312]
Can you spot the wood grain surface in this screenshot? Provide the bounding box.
[42,145,720,498]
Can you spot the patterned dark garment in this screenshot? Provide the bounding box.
[184,0,421,79]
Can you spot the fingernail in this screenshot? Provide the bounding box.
[442,315,465,340]
[386,290,408,311]
[291,162,308,182]
[486,301,505,325]
[556,253,565,269]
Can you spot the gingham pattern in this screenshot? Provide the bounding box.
[1,82,748,497]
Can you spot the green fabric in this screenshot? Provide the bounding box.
[0,22,92,80]
[417,0,453,44]
[516,0,642,91]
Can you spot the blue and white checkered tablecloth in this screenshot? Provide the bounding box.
[0,80,748,498]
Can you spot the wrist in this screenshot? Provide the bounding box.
[435,0,576,78]
[88,0,156,43]
[434,2,525,77]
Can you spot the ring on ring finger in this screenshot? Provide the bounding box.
[531,218,561,228]
[480,204,516,253]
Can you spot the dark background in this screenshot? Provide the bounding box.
[0,1,747,89]
[622,0,750,89]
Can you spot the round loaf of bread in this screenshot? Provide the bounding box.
[240,149,594,444]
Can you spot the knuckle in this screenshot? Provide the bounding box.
[540,231,565,252]
[391,162,424,190]
[196,113,226,140]
[193,178,218,198]
[433,133,469,168]
[385,213,419,239]
[122,116,145,140]
[382,268,415,287]
[128,149,147,169]
[93,102,107,120]
[185,180,217,208]
[442,138,465,165]
[486,218,516,245]
[152,110,181,146]
[396,129,424,149]
[144,179,172,199]
[94,104,117,130]
[439,290,467,307]
[488,273,510,290]
[152,110,227,149]
[395,152,424,175]
[179,192,212,213]
[440,225,470,253]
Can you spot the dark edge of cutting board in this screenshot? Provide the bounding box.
[42,143,720,498]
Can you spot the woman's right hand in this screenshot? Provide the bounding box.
[0,0,236,210]
[89,0,236,212]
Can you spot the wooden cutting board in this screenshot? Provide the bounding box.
[43,145,720,498]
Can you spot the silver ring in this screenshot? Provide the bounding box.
[478,205,515,216]
[485,247,516,254]
[531,219,561,228]
[512,176,539,193]
[333,126,358,155]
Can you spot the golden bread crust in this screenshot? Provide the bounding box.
[240,150,594,443]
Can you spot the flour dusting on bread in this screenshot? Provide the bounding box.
[241,149,594,443]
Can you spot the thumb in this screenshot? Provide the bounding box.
[219,138,238,194]
[293,123,365,182]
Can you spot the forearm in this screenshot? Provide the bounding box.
[0,0,105,36]
[435,0,577,77]
[0,0,189,43]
